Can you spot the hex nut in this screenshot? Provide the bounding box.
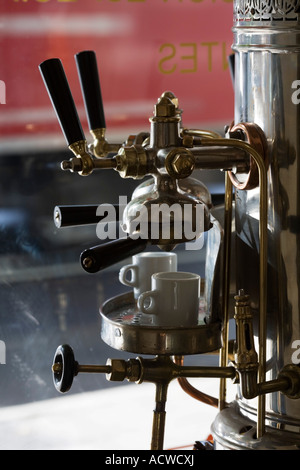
[127,359,141,383]
[172,153,194,177]
[154,96,176,117]
[106,358,127,382]
[166,149,195,179]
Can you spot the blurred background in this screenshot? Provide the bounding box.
[0,0,234,450]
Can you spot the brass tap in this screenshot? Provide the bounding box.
[61,139,117,176]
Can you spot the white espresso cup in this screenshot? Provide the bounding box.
[137,271,200,327]
[119,252,177,299]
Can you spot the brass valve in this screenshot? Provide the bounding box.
[62,140,117,176]
[52,344,237,450]
[52,344,236,394]
[234,289,259,399]
[234,290,300,400]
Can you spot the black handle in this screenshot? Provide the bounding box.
[39,58,85,146]
[80,237,148,273]
[75,50,106,130]
[54,204,120,228]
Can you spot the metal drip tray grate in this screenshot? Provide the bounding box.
[100,292,222,355]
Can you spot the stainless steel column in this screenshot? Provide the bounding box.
[212,1,300,449]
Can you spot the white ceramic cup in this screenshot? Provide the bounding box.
[119,252,177,299]
[137,271,200,327]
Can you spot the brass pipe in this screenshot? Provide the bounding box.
[201,137,268,437]
[93,158,117,169]
[191,147,249,171]
[257,377,291,396]
[151,382,169,450]
[174,357,219,408]
[52,362,112,375]
[182,128,222,140]
[219,172,233,410]
[176,365,236,379]
[77,364,112,374]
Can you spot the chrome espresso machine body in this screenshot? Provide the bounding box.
[39,1,300,450]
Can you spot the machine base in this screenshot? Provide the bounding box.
[212,402,300,450]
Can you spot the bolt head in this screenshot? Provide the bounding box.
[171,152,195,178]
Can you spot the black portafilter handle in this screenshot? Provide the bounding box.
[75,50,106,131]
[54,204,120,228]
[81,237,149,273]
[39,58,85,146]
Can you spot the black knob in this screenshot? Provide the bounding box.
[75,50,106,131]
[52,344,78,393]
[80,237,149,273]
[39,58,85,146]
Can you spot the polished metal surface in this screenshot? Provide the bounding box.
[213,0,300,447]
[100,292,222,356]
[212,403,300,450]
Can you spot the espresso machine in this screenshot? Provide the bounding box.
[39,0,300,450]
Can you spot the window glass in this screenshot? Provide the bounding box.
[0,0,231,450]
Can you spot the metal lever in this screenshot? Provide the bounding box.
[80,237,149,273]
[39,57,116,175]
[75,50,106,131]
[75,50,121,158]
[39,58,85,147]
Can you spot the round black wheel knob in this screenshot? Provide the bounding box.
[52,344,78,393]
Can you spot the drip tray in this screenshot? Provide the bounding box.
[100,292,222,355]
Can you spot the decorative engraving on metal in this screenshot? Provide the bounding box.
[234,0,300,22]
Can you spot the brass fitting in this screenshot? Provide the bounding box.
[277,364,300,399]
[165,148,196,179]
[89,128,122,158]
[61,139,117,176]
[66,140,95,176]
[154,95,177,118]
[105,358,141,383]
[234,290,259,399]
[115,145,149,179]
[234,290,258,368]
